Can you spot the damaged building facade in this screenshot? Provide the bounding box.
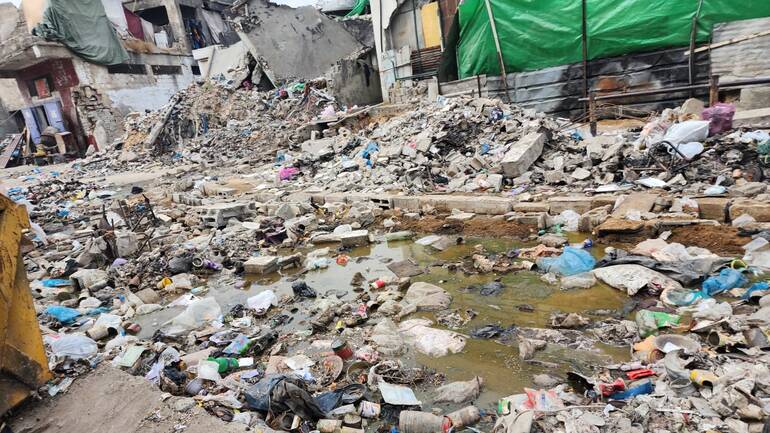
[0,0,232,155]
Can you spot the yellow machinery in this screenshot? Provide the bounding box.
[0,193,51,415]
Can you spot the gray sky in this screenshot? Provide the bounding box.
[0,0,21,6]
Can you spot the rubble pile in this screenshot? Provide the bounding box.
[114,80,338,169]
[6,87,770,433]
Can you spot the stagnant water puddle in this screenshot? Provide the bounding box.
[135,234,632,408]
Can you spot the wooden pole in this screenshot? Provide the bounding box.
[709,74,720,106]
[581,0,589,104]
[687,0,704,97]
[482,0,510,102]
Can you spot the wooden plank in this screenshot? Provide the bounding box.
[0,134,22,169]
[686,28,770,55]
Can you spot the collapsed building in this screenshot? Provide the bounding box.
[0,0,381,167]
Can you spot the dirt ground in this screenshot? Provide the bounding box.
[668,225,750,256]
[393,215,536,238]
[8,366,248,433]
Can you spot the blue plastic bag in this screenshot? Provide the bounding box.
[46,306,81,325]
[701,268,746,297]
[42,279,72,288]
[537,246,596,276]
[742,281,770,300]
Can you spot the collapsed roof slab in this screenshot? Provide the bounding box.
[236,0,365,81]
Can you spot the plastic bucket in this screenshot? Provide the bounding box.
[399,411,444,433]
[446,406,480,428]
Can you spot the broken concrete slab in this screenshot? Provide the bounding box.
[501,132,546,178]
[339,230,370,247]
[695,197,730,222]
[402,282,452,311]
[548,196,594,215]
[611,193,659,218]
[446,212,475,222]
[386,260,424,278]
[236,0,365,81]
[730,200,770,222]
[244,256,278,274]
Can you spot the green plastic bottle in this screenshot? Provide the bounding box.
[207,357,239,373]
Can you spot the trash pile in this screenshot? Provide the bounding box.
[7,83,770,433]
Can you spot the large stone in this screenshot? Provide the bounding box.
[548,196,594,215]
[244,256,278,274]
[731,182,768,197]
[135,288,160,305]
[571,167,592,180]
[695,197,730,222]
[730,200,770,222]
[611,193,658,218]
[514,202,549,213]
[501,132,546,178]
[733,107,770,128]
[339,230,370,247]
[584,135,617,160]
[402,282,451,311]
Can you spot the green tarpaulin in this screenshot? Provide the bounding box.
[34,0,129,65]
[457,0,770,79]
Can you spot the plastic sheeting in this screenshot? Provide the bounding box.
[33,0,129,65]
[456,0,770,78]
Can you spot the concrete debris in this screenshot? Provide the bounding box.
[7,71,770,433]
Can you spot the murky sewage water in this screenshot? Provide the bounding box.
[136,234,632,409]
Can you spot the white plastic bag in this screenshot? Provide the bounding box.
[165,297,221,335]
[663,120,709,145]
[247,290,277,315]
[50,334,98,359]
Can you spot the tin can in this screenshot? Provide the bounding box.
[331,338,354,360]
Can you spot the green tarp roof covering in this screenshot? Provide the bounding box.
[456,0,770,79]
[34,0,129,65]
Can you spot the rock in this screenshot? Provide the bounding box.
[275,203,298,220]
[695,197,730,222]
[501,132,546,178]
[560,272,596,290]
[532,374,561,388]
[402,282,452,311]
[433,377,483,404]
[244,256,278,274]
[538,234,567,248]
[386,260,424,278]
[487,173,503,192]
[339,230,370,247]
[571,167,592,180]
[730,199,770,222]
[446,212,475,221]
[550,312,590,329]
[370,319,405,355]
[135,288,161,304]
[680,98,705,119]
[171,397,197,412]
[398,318,466,357]
[118,150,139,162]
[518,337,547,360]
[731,182,767,197]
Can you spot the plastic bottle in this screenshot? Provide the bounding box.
[608,379,654,400]
[207,357,239,373]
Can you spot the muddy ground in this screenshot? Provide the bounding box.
[9,366,248,433]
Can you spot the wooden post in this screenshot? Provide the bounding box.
[688,0,704,97]
[581,0,589,104]
[589,91,597,137]
[482,0,511,102]
[709,74,720,106]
